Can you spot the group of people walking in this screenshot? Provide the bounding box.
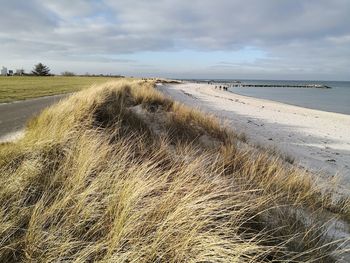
[214,85,228,91]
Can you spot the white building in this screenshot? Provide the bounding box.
[1,67,7,76]
[16,69,24,76]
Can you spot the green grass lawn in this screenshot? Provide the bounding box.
[0,76,122,103]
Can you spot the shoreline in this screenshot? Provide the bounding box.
[158,82,350,188]
[227,88,350,116]
[189,80,350,115]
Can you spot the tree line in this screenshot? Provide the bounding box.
[4,63,124,77]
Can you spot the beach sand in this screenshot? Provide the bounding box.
[158,82,350,188]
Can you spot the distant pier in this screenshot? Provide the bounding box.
[203,80,332,89]
[230,83,332,89]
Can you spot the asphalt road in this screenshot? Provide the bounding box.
[0,94,68,140]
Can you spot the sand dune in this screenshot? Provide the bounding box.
[158,82,350,188]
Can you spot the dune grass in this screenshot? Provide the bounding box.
[0,79,349,262]
[0,76,123,103]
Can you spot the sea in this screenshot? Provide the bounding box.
[195,80,350,115]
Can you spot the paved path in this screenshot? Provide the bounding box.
[0,94,68,141]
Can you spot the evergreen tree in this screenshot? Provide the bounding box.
[32,63,51,76]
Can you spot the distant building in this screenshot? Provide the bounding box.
[1,67,7,76]
[8,70,13,76]
[16,69,25,76]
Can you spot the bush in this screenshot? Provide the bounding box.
[61,71,75,76]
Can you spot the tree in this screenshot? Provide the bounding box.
[32,63,51,76]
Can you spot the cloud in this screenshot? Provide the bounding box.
[44,0,101,18]
[0,0,56,33]
[0,0,349,79]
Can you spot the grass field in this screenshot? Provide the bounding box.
[0,76,122,103]
[0,79,349,262]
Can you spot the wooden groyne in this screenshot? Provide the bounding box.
[204,80,332,89]
[230,83,332,89]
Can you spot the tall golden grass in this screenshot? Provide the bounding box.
[0,80,348,262]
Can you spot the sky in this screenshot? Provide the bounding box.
[0,0,349,80]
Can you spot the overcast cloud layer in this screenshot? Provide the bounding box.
[0,0,349,80]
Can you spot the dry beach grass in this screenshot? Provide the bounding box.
[0,79,349,262]
[159,83,350,184]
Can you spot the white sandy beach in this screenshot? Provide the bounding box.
[158,82,350,187]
